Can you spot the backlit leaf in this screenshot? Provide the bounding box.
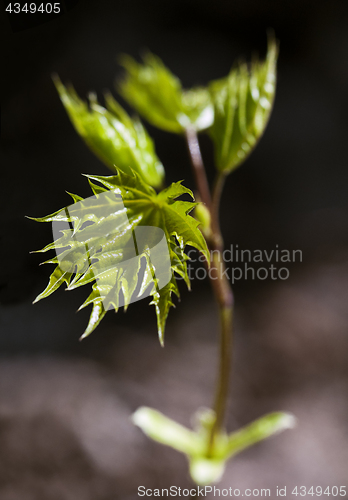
[30,169,209,345]
[118,53,213,133]
[54,77,165,188]
[209,38,278,174]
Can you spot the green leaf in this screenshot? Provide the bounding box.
[132,407,201,455]
[209,37,278,174]
[223,411,296,459]
[118,53,213,134]
[132,406,295,486]
[54,76,165,188]
[31,169,209,345]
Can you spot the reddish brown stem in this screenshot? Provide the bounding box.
[184,127,234,455]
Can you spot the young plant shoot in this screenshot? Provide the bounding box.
[31,37,295,486]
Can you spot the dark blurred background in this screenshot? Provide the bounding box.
[1,0,348,498]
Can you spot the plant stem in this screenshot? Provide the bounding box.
[210,172,226,252]
[207,252,233,454]
[185,127,212,210]
[185,128,234,454]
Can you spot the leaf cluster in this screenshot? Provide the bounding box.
[118,39,277,173]
[133,406,296,485]
[33,38,277,342]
